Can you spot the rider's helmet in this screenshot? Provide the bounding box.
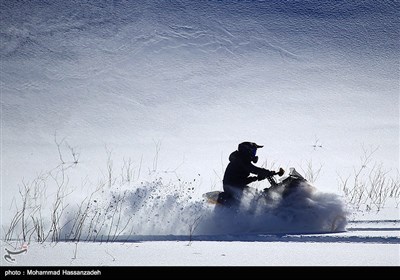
[238,142,263,163]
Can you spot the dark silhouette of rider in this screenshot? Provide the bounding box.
[218,142,275,206]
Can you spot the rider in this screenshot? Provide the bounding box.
[219,142,275,205]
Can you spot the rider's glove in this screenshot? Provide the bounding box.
[249,176,258,183]
[262,169,275,177]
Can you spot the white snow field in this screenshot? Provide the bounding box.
[1,0,399,268]
[1,216,399,266]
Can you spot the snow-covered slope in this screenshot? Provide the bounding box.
[1,1,399,266]
[1,0,398,227]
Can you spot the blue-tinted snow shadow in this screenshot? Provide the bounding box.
[110,231,399,244]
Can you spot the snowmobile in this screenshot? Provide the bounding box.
[203,167,308,207]
[202,168,347,233]
[264,167,308,196]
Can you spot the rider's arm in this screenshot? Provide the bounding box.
[246,162,274,177]
[244,176,258,185]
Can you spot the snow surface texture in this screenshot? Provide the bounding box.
[1,214,398,266]
[1,0,399,266]
[2,236,399,266]
[2,1,399,223]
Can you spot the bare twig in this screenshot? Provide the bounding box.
[338,146,399,212]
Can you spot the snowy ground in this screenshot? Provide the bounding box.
[1,0,399,270]
[1,210,399,267]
